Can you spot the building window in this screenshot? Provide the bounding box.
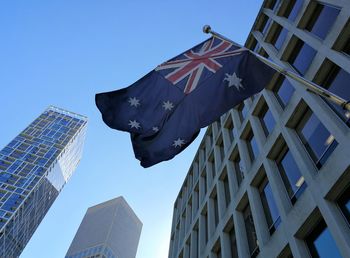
[284,0,304,22]
[202,208,209,246]
[320,64,350,126]
[222,172,231,207]
[295,108,338,168]
[181,210,186,240]
[272,25,288,51]
[216,137,225,165]
[229,226,239,258]
[259,103,276,136]
[259,177,281,234]
[237,103,249,123]
[193,226,199,258]
[216,120,222,133]
[337,185,350,225]
[207,131,213,150]
[211,189,219,227]
[258,14,272,36]
[187,172,193,193]
[305,3,340,40]
[208,153,216,180]
[254,42,261,53]
[201,146,206,166]
[265,0,280,11]
[288,38,317,75]
[186,239,191,258]
[277,245,293,258]
[246,130,259,163]
[342,36,350,56]
[258,48,269,58]
[276,145,306,204]
[212,239,222,258]
[243,204,259,257]
[194,184,199,216]
[201,172,207,201]
[273,76,295,107]
[305,220,342,258]
[224,117,234,144]
[230,152,244,187]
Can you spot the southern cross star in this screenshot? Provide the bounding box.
[152,126,159,132]
[128,120,140,129]
[163,100,174,111]
[224,72,244,91]
[128,97,140,107]
[173,138,185,148]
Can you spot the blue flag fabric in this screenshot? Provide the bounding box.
[96,37,276,167]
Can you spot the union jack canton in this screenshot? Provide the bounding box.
[155,37,246,94]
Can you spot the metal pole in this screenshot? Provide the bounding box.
[203,25,350,112]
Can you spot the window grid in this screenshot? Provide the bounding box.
[169,1,350,257]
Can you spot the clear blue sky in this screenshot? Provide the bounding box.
[0,1,261,257]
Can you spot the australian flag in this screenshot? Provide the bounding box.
[96,37,276,167]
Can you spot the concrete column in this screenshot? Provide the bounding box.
[192,189,199,220]
[233,211,250,258]
[184,241,190,258]
[221,231,232,258]
[263,159,292,219]
[208,197,215,237]
[216,179,227,220]
[227,160,238,194]
[199,212,207,256]
[247,187,270,246]
[190,230,198,258]
[288,237,310,258]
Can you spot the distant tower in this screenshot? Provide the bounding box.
[0,106,87,257]
[65,197,142,258]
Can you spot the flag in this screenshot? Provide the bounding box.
[96,37,276,167]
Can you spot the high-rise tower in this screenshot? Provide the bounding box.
[65,196,142,258]
[169,0,350,257]
[0,106,87,257]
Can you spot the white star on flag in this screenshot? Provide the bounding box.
[152,127,159,132]
[163,100,174,111]
[224,72,244,91]
[128,97,140,107]
[173,138,185,148]
[128,120,140,129]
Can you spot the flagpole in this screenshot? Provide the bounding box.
[203,25,350,112]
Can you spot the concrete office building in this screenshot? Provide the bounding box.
[0,106,87,257]
[66,197,142,258]
[168,0,350,257]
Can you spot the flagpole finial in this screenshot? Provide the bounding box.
[203,25,211,34]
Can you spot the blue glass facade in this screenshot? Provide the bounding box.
[0,106,87,257]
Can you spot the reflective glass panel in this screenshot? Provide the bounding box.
[306,220,342,258]
[321,66,350,125]
[291,41,317,75]
[287,0,304,21]
[277,147,306,202]
[306,3,340,40]
[274,27,288,51]
[260,178,281,233]
[297,110,338,167]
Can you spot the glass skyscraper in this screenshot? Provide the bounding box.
[0,106,87,257]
